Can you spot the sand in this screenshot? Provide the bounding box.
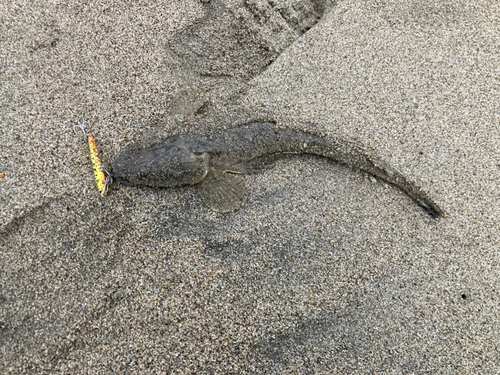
[1,0,499,373]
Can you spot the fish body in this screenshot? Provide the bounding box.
[112,122,443,217]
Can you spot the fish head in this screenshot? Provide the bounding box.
[112,140,211,187]
[158,150,211,186]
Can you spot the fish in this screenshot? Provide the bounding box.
[111,122,443,217]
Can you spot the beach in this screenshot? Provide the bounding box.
[1,0,499,373]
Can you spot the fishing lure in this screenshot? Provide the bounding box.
[74,122,113,196]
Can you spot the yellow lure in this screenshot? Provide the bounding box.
[74,122,111,197]
[88,134,107,196]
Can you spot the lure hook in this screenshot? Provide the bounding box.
[73,121,90,139]
[101,166,114,196]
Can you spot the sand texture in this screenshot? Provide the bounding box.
[1,0,499,373]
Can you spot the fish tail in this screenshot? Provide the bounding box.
[366,156,444,218]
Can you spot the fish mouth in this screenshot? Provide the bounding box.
[108,172,132,186]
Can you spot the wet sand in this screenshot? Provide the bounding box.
[1,0,499,373]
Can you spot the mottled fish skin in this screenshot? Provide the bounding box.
[112,122,444,217]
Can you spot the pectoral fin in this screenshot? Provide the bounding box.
[197,171,248,213]
[230,155,279,174]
